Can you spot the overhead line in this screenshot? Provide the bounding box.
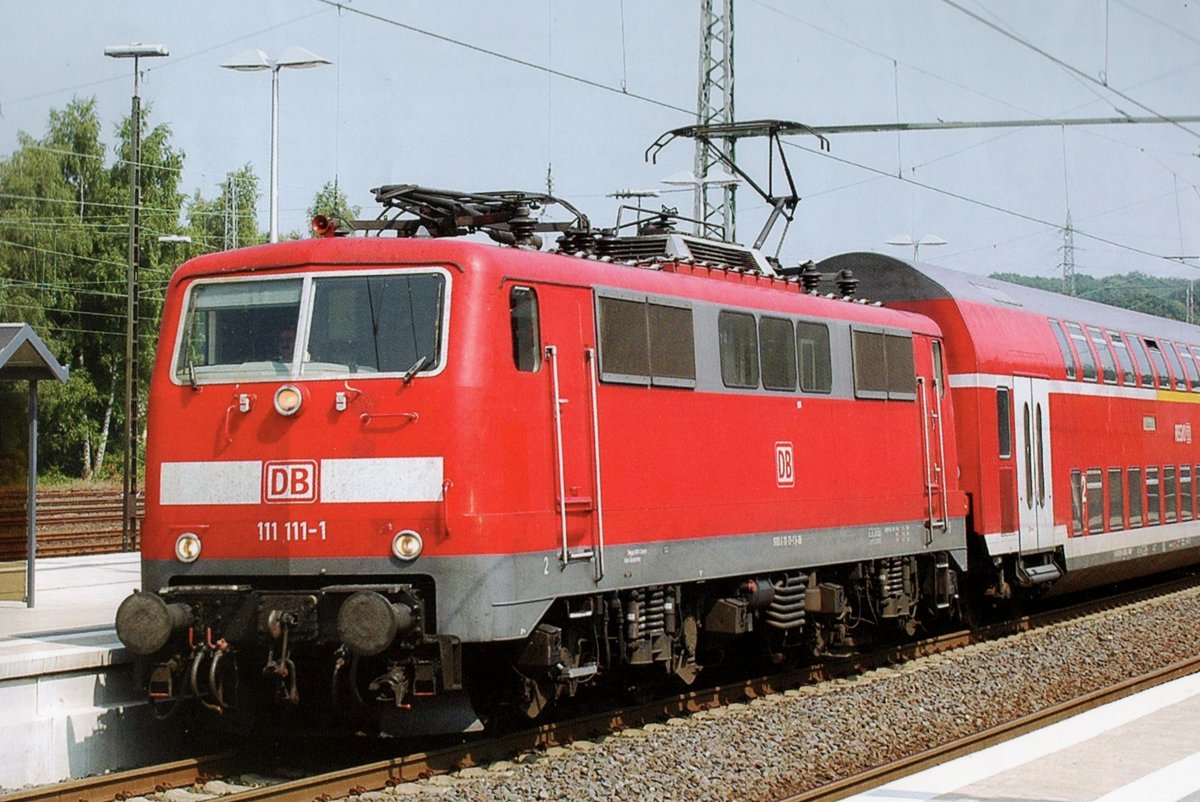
[314,0,693,116]
[937,0,1200,142]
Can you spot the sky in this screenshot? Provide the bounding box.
[3,0,1200,281]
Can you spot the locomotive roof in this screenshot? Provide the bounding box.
[170,237,941,335]
[819,251,1200,344]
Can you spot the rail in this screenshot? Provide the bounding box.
[16,574,1195,802]
[0,488,142,560]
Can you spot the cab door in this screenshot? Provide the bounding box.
[1013,376,1054,552]
[537,285,604,578]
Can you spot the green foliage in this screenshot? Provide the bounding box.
[185,164,262,250]
[992,271,1193,323]
[306,180,360,233]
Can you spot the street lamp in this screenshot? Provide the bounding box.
[221,47,332,243]
[887,234,948,262]
[106,42,168,551]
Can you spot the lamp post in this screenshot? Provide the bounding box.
[221,47,331,243]
[887,234,948,262]
[105,42,168,552]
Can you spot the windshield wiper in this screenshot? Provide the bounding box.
[402,354,431,385]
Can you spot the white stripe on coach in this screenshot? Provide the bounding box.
[319,457,444,503]
[160,460,263,505]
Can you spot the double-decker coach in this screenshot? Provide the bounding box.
[823,252,1200,597]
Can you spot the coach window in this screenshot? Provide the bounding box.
[1142,338,1172,389]
[1173,343,1199,390]
[1108,331,1136,386]
[1050,321,1077,380]
[1190,347,1200,391]
[1164,466,1179,523]
[1128,334,1155,387]
[1064,322,1098,382]
[1128,468,1144,527]
[996,387,1012,459]
[759,317,797,391]
[510,287,541,372]
[1070,470,1084,535]
[1086,468,1104,534]
[1108,468,1124,531]
[1086,326,1117,384]
[719,311,759,389]
[1162,342,1190,390]
[796,322,832,393]
[1181,465,1194,521]
[1146,467,1161,525]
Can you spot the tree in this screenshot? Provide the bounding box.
[0,97,185,480]
[993,271,1192,322]
[185,164,262,251]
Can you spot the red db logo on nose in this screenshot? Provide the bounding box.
[264,460,318,503]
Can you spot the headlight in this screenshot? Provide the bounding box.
[274,384,303,416]
[392,530,424,561]
[175,532,202,563]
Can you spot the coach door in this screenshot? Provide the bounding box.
[917,340,949,540]
[538,285,605,580]
[1013,377,1054,553]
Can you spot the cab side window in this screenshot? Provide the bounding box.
[510,286,541,372]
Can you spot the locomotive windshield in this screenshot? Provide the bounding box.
[174,272,446,383]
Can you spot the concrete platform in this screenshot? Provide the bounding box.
[852,670,1200,802]
[0,552,176,791]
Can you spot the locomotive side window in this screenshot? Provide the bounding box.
[510,286,541,372]
[796,322,832,393]
[996,387,1012,459]
[885,335,916,399]
[932,340,945,398]
[1086,326,1117,384]
[597,296,696,387]
[1050,321,1077,380]
[1128,468,1144,527]
[852,330,887,399]
[1107,331,1136,386]
[1107,467,1124,531]
[1142,338,1172,389]
[648,302,696,386]
[1128,335,1155,387]
[175,278,303,382]
[1064,322,1097,382]
[305,274,444,375]
[851,329,915,400]
[1146,467,1161,525]
[759,317,797,391]
[719,311,760,389]
[1086,468,1104,533]
[598,297,650,383]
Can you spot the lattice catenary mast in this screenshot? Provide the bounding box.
[695,0,736,239]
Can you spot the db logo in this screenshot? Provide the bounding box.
[775,442,795,488]
[264,460,318,503]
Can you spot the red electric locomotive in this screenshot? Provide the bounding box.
[115,186,971,733]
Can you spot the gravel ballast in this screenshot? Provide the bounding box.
[369,586,1200,802]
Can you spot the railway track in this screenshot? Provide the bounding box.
[784,654,1200,802]
[12,572,1200,802]
[0,489,140,559]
